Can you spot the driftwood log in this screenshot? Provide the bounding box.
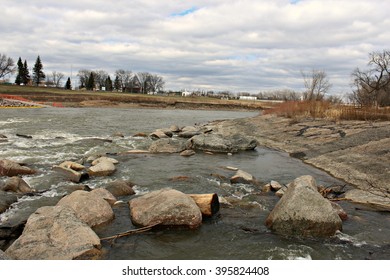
[188,193,220,217]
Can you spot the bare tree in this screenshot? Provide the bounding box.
[94,70,108,90]
[351,50,390,107]
[301,69,332,101]
[47,71,64,87]
[0,53,16,79]
[77,69,91,89]
[115,69,133,91]
[148,74,165,93]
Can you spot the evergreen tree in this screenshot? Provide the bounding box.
[86,72,95,90]
[114,75,121,91]
[65,77,72,90]
[15,57,23,85]
[32,55,45,86]
[22,60,30,85]
[105,76,113,91]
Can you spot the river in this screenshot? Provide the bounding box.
[0,107,389,259]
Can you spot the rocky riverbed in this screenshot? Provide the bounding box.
[0,110,389,259]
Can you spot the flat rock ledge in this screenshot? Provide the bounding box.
[129,188,202,229]
[5,206,102,260]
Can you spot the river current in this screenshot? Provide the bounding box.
[0,107,389,260]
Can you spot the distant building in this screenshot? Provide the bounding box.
[239,96,257,101]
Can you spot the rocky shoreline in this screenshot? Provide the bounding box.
[0,111,389,259]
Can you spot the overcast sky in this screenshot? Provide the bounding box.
[1,0,389,95]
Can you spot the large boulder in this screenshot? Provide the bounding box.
[0,159,36,177]
[1,176,35,194]
[57,190,114,227]
[148,138,186,153]
[5,206,101,260]
[265,175,342,237]
[187,133,257,153]
[129,188,202,229]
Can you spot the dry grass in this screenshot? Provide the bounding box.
[263,100,390,121]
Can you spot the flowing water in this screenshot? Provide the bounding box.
[0,107,389,260]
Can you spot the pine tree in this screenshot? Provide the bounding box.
[86,72,95,90]
[65,77,72,90]
[15,57,23,85]
[114,75,121,91]
[32,55,45,86]
[22,60,30,85]
[105,76,113,91]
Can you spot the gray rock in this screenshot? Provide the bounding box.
[178,130,201,138]
[148,138,186,153]
[0,159,36,177]
[129,188,202,229]
[5,206,101,260]
[187,133,257,153]
[0,190,18,214]
[57,190,114,227]
[265,175,342,237]
[105,180,135,197]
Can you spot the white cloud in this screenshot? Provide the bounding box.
[1,0,389,95]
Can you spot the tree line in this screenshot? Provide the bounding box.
[77,69,165,93]
[1,50,389,105]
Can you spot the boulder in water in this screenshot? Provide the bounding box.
[265,175,343,237]
[5,206,102,260]
[57,190,114,227]
[129,188,202,229]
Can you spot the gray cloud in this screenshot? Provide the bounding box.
[1,0,389,95]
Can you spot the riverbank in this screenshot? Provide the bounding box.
[0,84,270,111]
[210,114,390,210]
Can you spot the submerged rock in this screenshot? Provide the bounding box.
[180,149,196,157]
[5,206,101,260]
[265,175,343,237]
[129,188,202,229]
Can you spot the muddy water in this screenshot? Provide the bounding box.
[0,107,389,259]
